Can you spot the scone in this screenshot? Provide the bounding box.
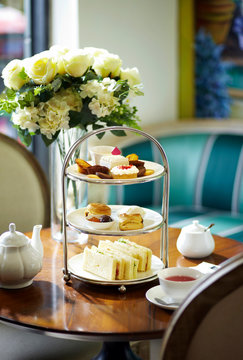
[84,203,112,223]
[111,165,139,179]
[118,206,145,230]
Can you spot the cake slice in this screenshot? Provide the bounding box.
[98,240,139,280]
[99,155,129,169]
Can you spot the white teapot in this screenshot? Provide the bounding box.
[0,223,43,289]
[176,220,215,259]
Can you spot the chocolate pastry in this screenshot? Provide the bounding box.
[96,172,113,179]
[137,167,146,177]
[86,165,109,175]
[129,160,145,168]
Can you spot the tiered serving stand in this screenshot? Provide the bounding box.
[61,126,170,292]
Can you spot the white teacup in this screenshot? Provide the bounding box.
[89,146,115,165]
[158,267,204,302]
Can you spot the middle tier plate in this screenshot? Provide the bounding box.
[67,205,163,235]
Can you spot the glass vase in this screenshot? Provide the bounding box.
[50,127,88,242]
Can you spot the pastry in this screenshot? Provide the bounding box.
[100,155,129,169]
[86,165,109,175]
[118,206,145,231]
[84,203,112,223]
[110,165,139,179]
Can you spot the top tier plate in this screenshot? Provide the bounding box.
[66,160,165,184]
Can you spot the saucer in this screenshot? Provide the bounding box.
[145,285,181,310]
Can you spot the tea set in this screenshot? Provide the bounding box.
[0,218,215,310]
[0,223,43,289]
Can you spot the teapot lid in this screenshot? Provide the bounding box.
[0,223,29,247]
[182,220,206,233]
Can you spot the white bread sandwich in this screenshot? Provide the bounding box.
[82,246,117,280]
[98,240,139,280]
[118,206,145,231]
[117,238,152,272]
[91,245,125,280]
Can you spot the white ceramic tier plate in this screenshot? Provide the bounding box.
[68,254,164,286]
[67,205,163,235]
[146,285,180,310]
[66,160,165,184]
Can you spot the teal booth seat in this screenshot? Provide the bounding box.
[108,121,243,242]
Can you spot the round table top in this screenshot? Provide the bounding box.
[0,228,242,342]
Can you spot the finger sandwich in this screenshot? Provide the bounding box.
[83,246,117,280]
[117,238,152,272]
[98,240,139,280]
[83,245,126,280]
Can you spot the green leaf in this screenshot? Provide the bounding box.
[6,88,17,100]
[110,129,126,137]
[17,128,32,147]
[81,69,100,83]
[113,80,130,101]
[41,130,60,146]
[92,123,105,139]
[69,110,84,128]
[18,68,28,80]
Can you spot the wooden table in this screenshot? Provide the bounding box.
[0,228,242,360]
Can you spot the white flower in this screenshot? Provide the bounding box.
[80,78,117,99]
[89,91,119,118]
[80,80,102,99]
[38,106,70,139]
[92,53,122,78]
[63,49,94,77]
[24,51,57,85]
[120,67,141,87]
[2,59,27,90]
[83,47,108,57]
[49,45,70,75]
[12,106,40,132]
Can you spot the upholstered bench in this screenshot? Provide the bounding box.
[108,120,243,242]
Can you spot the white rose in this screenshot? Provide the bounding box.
[24,51,57,85]
[92,53,122,78]
[49,45,70,74]
[83,47,108,57]
[2,59,27,90]
[63,49,94,77]
[120,67,141,87]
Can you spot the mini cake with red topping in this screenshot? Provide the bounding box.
[111,165,139,179]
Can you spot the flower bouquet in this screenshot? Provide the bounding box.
[0,45,143,241]
[0,45,143,145]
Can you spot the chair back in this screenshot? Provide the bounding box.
[160,252,243,360]
[0,133,50,233]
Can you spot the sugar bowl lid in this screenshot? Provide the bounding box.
[0,223,29,247]
[182,220,206,233]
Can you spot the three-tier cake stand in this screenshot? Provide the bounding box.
[61,126,170,292]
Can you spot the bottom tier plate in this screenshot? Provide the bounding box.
[68,253,164,286]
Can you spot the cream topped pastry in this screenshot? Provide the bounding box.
[100,155,129,169]
[111,165,139,179]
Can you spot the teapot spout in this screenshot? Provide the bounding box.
[31,225,43,258]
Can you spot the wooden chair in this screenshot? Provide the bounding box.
[160,252,243,360]
[0,133,50,233]
[0,133,103,359]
